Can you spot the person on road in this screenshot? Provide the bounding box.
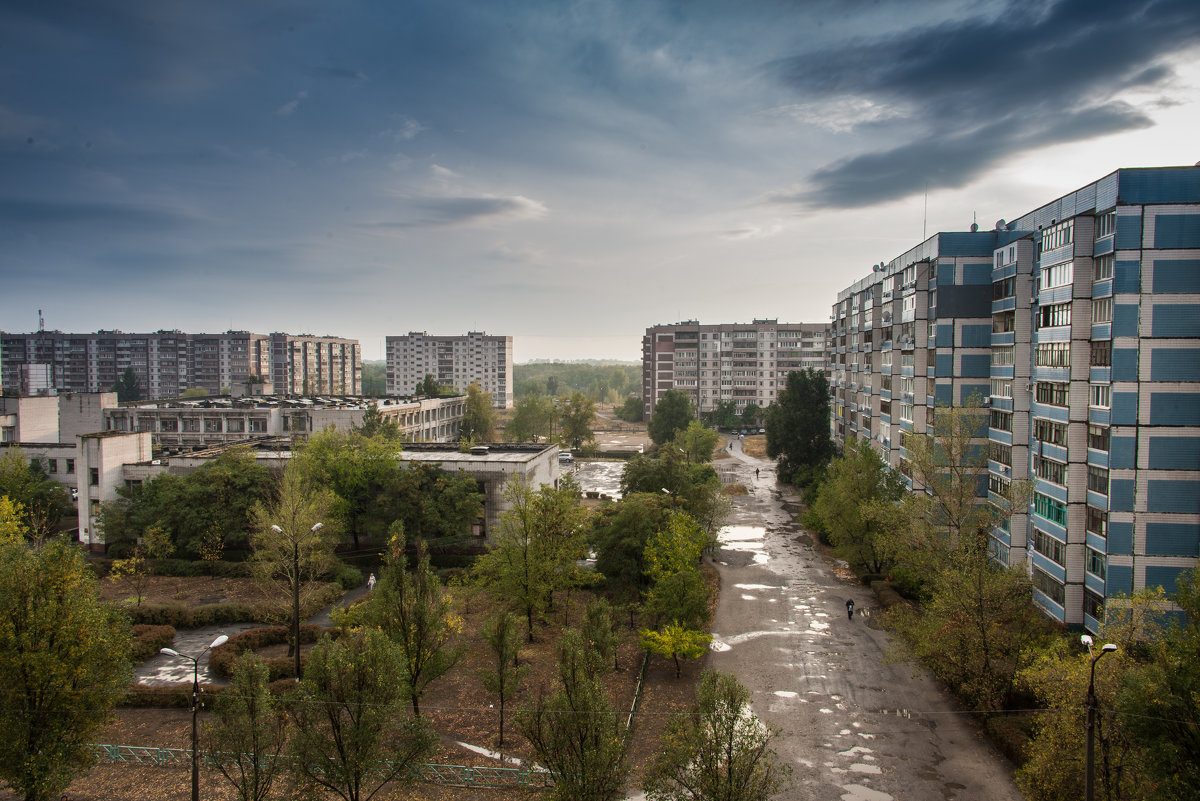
[367,573,377,591]
[846,598,855,620]
[755,467,760,479]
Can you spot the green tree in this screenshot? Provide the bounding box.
[0,539,131,801]
[621,447,728,534]
[204,651,290,801]
[589,492,674,593]
[0,449,73,541]
[614,394,644,422]
[673,421,719,465]
[507,393,555,442]
[291,630,434,801]
[765,368,833,486]
[642,513,712,630]
[643,670,791,801]
[353,404,401,440]
[558,391,596,451]
[111,366,142,402]
[810,439,906,573]
[740,402,761,428]
[387,462,484,551]
[359,529,463,718]
[0,496,27,543]
[640,624,711,679]
[478,611,526,752]
[516,629,627,801]
[460,382,498,441]
[703,399,739,429]
[581,597,620,673]
[417,373,450,397]
[296,428,403,552]
[474,478,590,640]
[360,360,386,396]
[648,389,695,447]
[107,523,174,606]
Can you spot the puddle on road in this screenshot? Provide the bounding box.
[716,524,769,565]
[840,785,894,801]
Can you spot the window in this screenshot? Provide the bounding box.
[992,310,1015,333]
[1093,254,1114,282]
[1034,492,1068,526]
[1089,383,1111,409]
[1037,302,1072,329]
[1035,382,1069,407]
[991,379,1012,399]
[1032,567,1066,605]
[991,346,1014,366]
[249,418,267,433]
[1041,261,1075,289]
[990,410,1013,432]
[227,418,245,433]
[1090,340,1112,367]
[990,441,1012,466]
[1034,417,1068,445]
[204,418,222,433]
[66,458,74,474]
[988,473,1010,496]
[1092,297,1112,324]
[1086,506,1108,538]
[1033,529,1066,566]
[160,418,178,432]
[182,418,200,432]
[1096,212,1116,239]
[47,459,57,474]
[89,468,99,486]
[1042,219,1074,252]
[992,276,1016,300]
[1088,424,1110,452]
[1034,456,1067,485]
[1088,465,1109,495]
[1084,590,1106,622]
[1035,342,1071,368]
[1086,547,1107,579]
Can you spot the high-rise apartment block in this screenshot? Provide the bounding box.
[829,165,1200,631]
[385,331,513,409]
[642,320,827,419]
[0,330,360,398]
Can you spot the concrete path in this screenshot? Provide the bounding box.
[705,450,1022,801]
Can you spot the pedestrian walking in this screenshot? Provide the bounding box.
[755,467,760,479]
[846,598,855,620]
[367,573,376,591]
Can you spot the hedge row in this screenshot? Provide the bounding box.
[124,582,345,628]
[208,624,341,682]
[121,678,301,709]
[130,624,177,663]
[93,556,359,584]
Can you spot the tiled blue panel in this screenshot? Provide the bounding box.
[960,383,989,402]
[1145,522,1200,557]
[1151,305,1200,337]
[937,266,955,286]
[938,233,998,256]
[936,353,952,376]
[1115,215,1142,250]
[961,324,991,347]
[1108,521,1133,555]
[962,263,991,285]
[1117,167,1200,204]
[1032,552,1066,581]
[1093,279,1113,298]
[1146,565,1190,594]
[1111,348,1137,382]
[1113,304,1139,338]
[1147,480,1200,513]
[1085,572,1106,595]
[1090,407,1112,426]
[1110,479,1135,512]
[1088,490,1109,510]
[1150,348,1200,381]
[960,355,989,377]
[1087,531,1107,552]
[1152,259,1200,293]
[1106,564,1133,595]
[933,382,952,406]
[1110,436,1136,469]
[937,326,954,347]
[1148,437,1200,470]
[1149,393,1200,426]
[1114,260,1141,294]
[1111,393,1137,424]
[1090,366,1112,384]
[1153,214,1200,249]
[1093,237,1115,256]
[1088,450,1109,469]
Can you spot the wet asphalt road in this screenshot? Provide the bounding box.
[705,441,1022,801]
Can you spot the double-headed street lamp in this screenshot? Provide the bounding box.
[270,521,323,680]
[161,634,229,801]
[1082,633,1118,801]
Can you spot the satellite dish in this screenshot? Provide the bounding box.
[995,219,1006,231]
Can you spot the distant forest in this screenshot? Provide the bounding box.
[359,360,640,402]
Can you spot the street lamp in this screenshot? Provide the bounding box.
[1082,633,1118,801]
[161,634,229,801]
[270,521,323,680]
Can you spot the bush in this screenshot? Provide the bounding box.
[327,563,363,591]
[209,624,339,681]
[870,580,907,609]
[122,683,225,709]
[130,624,177,663]
[151,558,251,578]
[106,541,136,560]
[984,714,1033,766]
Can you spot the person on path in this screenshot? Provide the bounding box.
[367,572,376,591]
[846,598,855,620]
[755,467,760,479]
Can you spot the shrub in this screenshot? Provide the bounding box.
[327,563,363,591]
[209,624,338,681]
[106,541,136,560]
[151,558,251,578]
[122,582,343,628]
[130,624,177,663]
[122,683,225,709]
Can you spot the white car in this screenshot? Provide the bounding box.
[558,451,573,464]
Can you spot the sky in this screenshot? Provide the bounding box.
[2,0,1198,362]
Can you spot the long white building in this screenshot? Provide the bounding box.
[385,331,513,408]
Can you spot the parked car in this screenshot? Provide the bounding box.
[558,451,573,464]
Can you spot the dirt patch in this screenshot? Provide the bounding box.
[741,435,768,458]
[723,482,749,496]
[99,575,268,608]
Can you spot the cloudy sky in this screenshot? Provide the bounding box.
[2,0,1198,361]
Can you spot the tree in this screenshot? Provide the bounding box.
[516,629,627,801]
[0,539,131,801]
[291,631,434,801]
[0,449,73,541]
[478,611,526,752]
[250,460,337,669]
[204,652,289,801]
[111,366,142,402]
[460,381,498,441]
[673,421,719,465]
[648,389,695,446]
[353,405,401,440]
[643,670,791,801]
[641,624,711,679]
[107,523,174,606]
[621,447,728,534]
[474,478,590,640]
[741,402,761,428]
[765,368,833,486]
[614,394,644,423]
[387,462,484,551]
[0,496,27,543]
[581,597,620,673]
[642,513,712,630]
[558,391,596,451]
[507,393,555,442]
[417,373,450,398]
[703,399,739,429]
[358,528,463,718]
[810,439,906,573]
[296,428,403,552]
[589,492,674,593]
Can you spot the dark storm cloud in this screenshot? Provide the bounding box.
[773,0,1200,208]
[362,195,547,229]
[0,198,194,228]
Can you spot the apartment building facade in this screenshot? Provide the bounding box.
[385,331,514,409]
[642,319,827,420]
[829,165,1200,631]
[0,330,359,398]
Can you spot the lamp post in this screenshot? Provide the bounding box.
[161,634,229,801]
[270,521,323,680]
[1082,633,1118,801]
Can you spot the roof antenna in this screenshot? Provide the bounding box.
[38,309,44,332]
[923,183,928,240]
